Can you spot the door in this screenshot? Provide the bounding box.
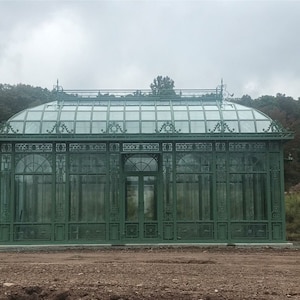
[124,175,158,240]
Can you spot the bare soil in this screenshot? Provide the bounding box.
[0,246,299,300]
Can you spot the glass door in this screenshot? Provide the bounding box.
[124,175,158,240]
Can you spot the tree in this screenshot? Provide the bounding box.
[150,76,176,96]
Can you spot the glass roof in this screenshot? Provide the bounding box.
[5,97,277,135]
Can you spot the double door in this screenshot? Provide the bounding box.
[124,175,158,240]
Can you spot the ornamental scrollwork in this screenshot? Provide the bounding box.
[156,122,181,134]
[47,122,73,134]
[0,123,19,134]
[209,121,235,133]
[263,120,285,133]
[102,122,127,134]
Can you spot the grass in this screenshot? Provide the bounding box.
[285,193,300,241]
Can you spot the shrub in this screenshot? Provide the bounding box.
[285,193,300,241]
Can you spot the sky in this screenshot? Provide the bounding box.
[0,0,300,99]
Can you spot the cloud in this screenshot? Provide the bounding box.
[0,1,300,98]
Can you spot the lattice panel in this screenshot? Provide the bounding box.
[175,143,212,152]
[229,142,266,152]
[69,143,106,152]
[177,223,213,240]
[123,143,159,152]
[15,143,53,153]
[144,223,158,238]
[231,223,268,239]
[125,223,139,238]
[69,224,106,240]
[14,224,51,241]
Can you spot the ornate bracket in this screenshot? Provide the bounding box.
[263,120,285,133]
[156,122,181,134]
[209,120,235,133]
[102,122,127,134]
[47,122,73,134]
[0,123,19,134]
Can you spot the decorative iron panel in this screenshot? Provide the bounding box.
[56,143,66,152]
[109,143,120,152]
[175,143,212,152]
[231,223,268,239]
[69,224,106,240]
[144,223,158,238]
[123,143,159,152]
[125,223,139,238]
[177,223,214,240]
[14,224,51,241]
[15,143,53,153]
[69,143,106,152]
[1,144,12,153]
[162,143,173,152]
[229,142,266,152]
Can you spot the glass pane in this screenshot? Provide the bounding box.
[60,111,76,120]
[173,111,188,120]
[125,111,140,120]
[69,175,106,222]
[205,111,221,120]
[157,111,171,120]
[124,155,158,172]
[253,111,268,120]
[125,122,140,133]
[144,176,157,221]
[189,111,204,119]
[75,122,91,134]
[109,111,123,120]
[141,111,155,120]
[126,176,139,221]
[27,111,43,120]
[240,121,255,132]
[238,110,254,119]
[43,111,58,120]
[76,111,91,120]
[11,111,27,121]
[176,174,200,220]
[93,111,107,120]
[175,121,189,133]
[15,174,52,223]
[141,121,156,133]
[25,122,41,134]
[222,110,237,120]
[92,121,107,133]
[190,121,206,133]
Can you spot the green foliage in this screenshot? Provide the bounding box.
[0,84,55,122]
[233,93,300,190]
[150,76,176,96]
[285,193,300,241]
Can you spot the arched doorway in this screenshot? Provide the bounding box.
[123,154,159,241]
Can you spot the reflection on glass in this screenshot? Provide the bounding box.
[126,176,139,221]
[144,176,156,221]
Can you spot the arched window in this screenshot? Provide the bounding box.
[15,154,52,225]
[124,154,158,172]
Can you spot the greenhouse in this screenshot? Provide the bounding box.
[0,85,293,245]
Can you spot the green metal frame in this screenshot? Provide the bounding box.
[0,88,293,244]
[0,140,290,244]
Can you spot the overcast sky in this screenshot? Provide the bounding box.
[0,0,299,98]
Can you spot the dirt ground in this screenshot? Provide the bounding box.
[0,246,299,300]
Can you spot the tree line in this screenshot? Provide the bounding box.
[0,81,300,190]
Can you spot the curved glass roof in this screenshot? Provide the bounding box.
[4,95,278,135]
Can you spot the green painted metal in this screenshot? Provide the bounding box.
[0,140,290,244]
[0,88,293,244]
